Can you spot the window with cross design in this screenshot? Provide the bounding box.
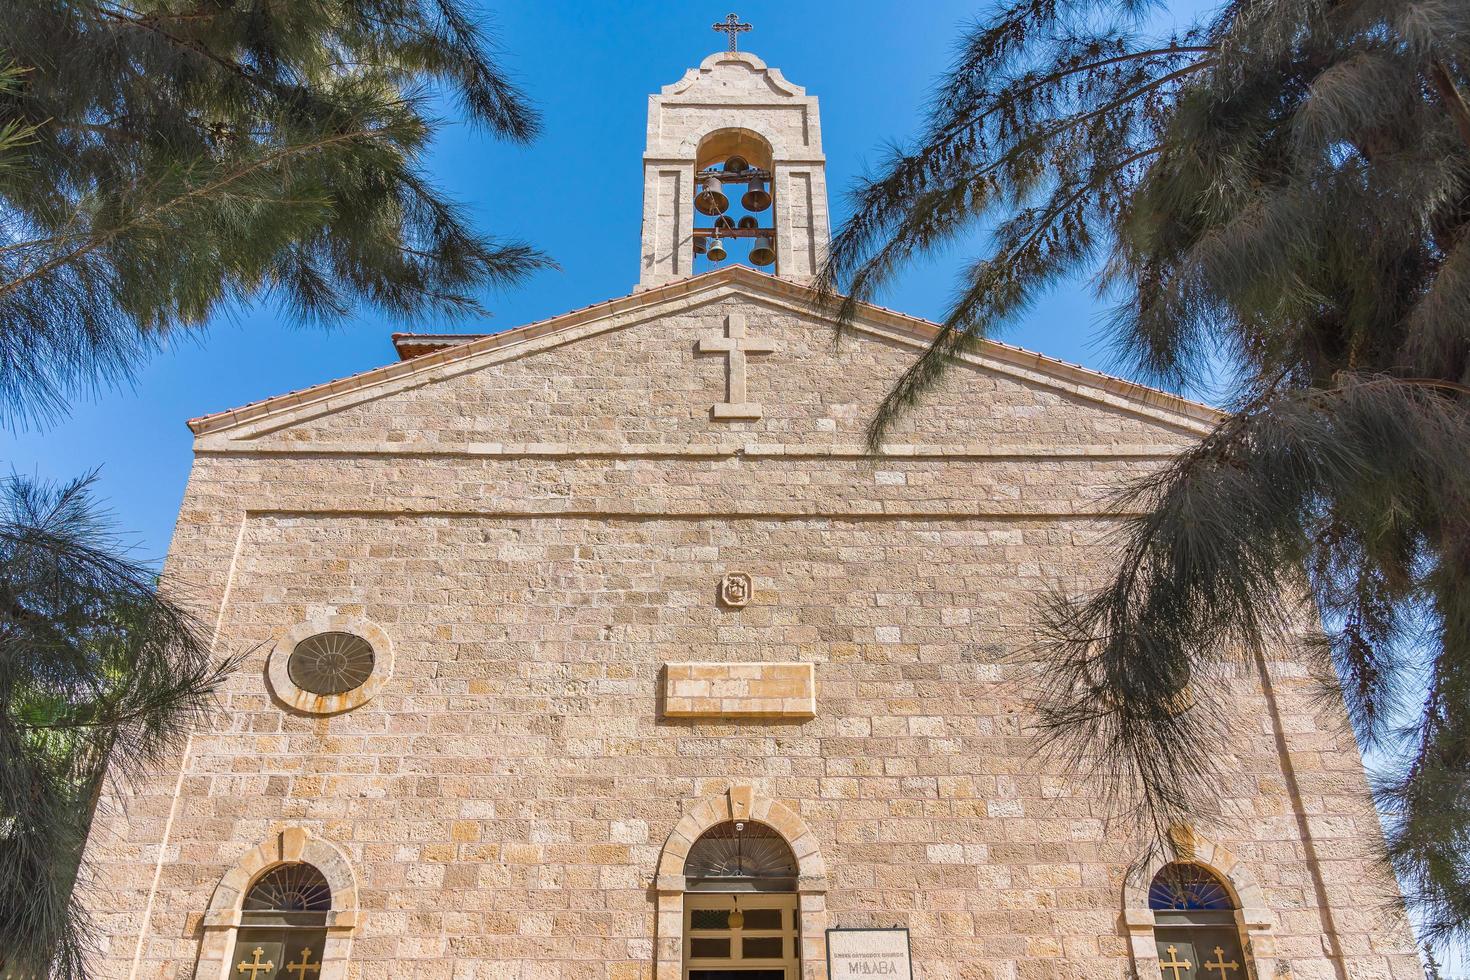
[229,863,330,980]
[1149,863,1252,980]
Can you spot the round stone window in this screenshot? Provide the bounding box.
[288,631,376,696]
[267,618,393,715]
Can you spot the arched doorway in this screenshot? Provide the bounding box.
[227,863,330,980]
[1148,862,1252,979]
[682,820,799,980]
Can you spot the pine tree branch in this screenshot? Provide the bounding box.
[829,0,1470,943]
[16,678,231,733]
[0,126,382,300]
[1429,59,1470,155]
[96,4,224,25]
[1376,377,1470,397]
[830,59,1212,319]
[865,144,1164,448]
[935,45,1218,141]
[92,3,265,89]
[1000,61,1217,169]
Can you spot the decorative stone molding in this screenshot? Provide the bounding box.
[718,570,753,608]
[1123,833,1278,980]
[196,828,359,980]
[662,661,816,719]
[654,787,827,979]
[266,616,393,715]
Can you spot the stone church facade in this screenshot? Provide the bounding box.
[80,47,1421,980]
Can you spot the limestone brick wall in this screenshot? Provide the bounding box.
[79,288,1419,980]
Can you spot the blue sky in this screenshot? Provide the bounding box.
[5,0,1220,559]
[4,1,1462,969]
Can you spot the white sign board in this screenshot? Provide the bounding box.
[826,928,913,979]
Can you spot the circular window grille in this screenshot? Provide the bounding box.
[243,863,332,912]
[1148,862,1235,911]
[287,631,375,696]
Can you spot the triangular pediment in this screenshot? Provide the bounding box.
[189,267,1217,454]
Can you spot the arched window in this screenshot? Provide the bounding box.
[1149,863,1250,979]
[683,821,799,979]
[685,819,798,891]
[228,863,330,980]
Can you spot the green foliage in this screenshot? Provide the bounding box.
[0,64,39,177]
[822,0,1470,940]
[0,473,236,975]
[0,0,550,424]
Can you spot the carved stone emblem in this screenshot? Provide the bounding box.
[719,572,753,608]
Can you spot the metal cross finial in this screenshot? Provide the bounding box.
[713,13,752,51]
[236,948,275,980]
[1204,946,1241,979]
[1159,945,1192,980]
[286,948,322,980]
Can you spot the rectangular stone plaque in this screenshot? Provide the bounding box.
[826,928,913,979]
[661,661,816,719]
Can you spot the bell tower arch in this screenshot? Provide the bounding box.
[637,48,830,289]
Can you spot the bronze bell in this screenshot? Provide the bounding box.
[706,237,728,262]
[695,177,728,215]
[725,155,749,173]
[693,236,707,256]
[749,235,776,267]
[737,215,759,230]
[714,214,736,231]
[741,178,771,212]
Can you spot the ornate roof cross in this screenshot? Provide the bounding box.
[713,13,752,51]
[696,312,774,420]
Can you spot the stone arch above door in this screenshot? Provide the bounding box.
[657,785,827,891]
[653,787,828,980]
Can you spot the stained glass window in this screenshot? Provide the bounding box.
[685,894,797,974]
[245,863,333,913]
[1148,863,1235,911]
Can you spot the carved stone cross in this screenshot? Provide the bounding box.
[286,948,321,980]
[696,312,774,420]
[1204,946,1240,979]
[1159,945,1192,980]
[236,948,275,980]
